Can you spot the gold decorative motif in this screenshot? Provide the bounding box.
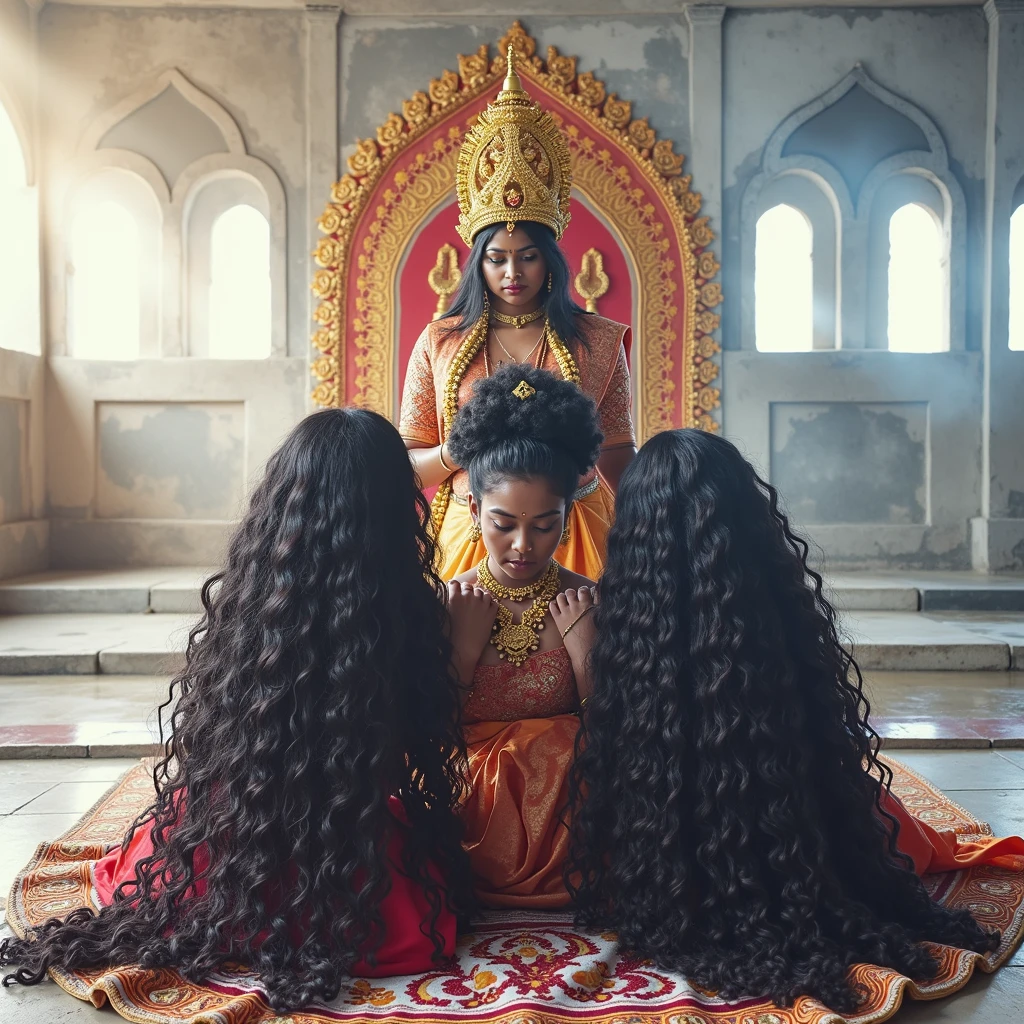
[574,247,610,313]
[700,282,723,307]
[402,91,431,125]
[545,46,577,89]
[428,243,462,316]
[602,94,632,130]
[458,45,491,89]
[575,72,606,108]
[627,117,656,152]
[512,379,537,400]
[310,20,722,434]
[455,46,573,244]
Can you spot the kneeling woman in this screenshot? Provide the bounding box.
[0,410,473,1012]
[570,428,1024,1013]
[445,365,601,907]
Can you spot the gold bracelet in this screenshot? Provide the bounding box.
[438,444,453,473]
[561,605,593,638]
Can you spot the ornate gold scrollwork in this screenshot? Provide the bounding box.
[428,243,462,317]
[574,248,609,314]
[311,19,722,434]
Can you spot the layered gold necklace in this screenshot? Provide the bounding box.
[476,557,560,667]
[492,306,545,329]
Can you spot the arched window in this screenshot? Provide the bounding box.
[755,204,813,352]
[208,204,271,359]
[0,100,39,354]
[887,203,945,353]
[69,200,141,359]
[1010,204,1024,352]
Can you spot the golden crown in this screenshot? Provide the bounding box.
[456,47,572,245]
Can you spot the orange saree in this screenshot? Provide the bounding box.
[460,646,579,908]
[399,313,634,580]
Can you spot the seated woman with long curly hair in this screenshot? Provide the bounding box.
[0,409,473,1012]
[569,427,1024,1013]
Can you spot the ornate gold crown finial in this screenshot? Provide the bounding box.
[501,45,524,95]
[455,37,572,245]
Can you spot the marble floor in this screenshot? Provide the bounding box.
[1,751,1024,1022]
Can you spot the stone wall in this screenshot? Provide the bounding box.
[0,0,1021,574]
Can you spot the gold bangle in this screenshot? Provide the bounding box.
[561,605,593,638]
[438,444,453,473]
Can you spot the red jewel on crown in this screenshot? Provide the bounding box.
[504,187,523,208]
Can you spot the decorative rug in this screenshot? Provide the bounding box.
[5,759,1024,1024]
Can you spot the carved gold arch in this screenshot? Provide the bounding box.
[311,21,721,438]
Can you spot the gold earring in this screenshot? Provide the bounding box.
[560,523,570,546]
[547,272,553,292]
[469,519,482,543]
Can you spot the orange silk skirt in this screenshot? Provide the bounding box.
[462,714,580,908]
[436,480,614,582]
[881,788,1024,873]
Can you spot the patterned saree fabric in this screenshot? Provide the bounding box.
[8,758,1024,1024]
[462,647,580,909]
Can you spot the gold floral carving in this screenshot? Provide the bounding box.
[311,19,721,433]
[428,243,463,316]
[574,247,609,314]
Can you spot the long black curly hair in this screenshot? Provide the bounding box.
[446,364,602,509]
[442,221,589,349]
[568,427,998,1012]
[0,409,473,1011]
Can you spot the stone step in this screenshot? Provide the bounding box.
[0,609,1021,676]
[3,569,1024,615]
[0,568,209,615]
[0,613,193,675]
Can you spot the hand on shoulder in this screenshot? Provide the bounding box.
[447,579,499,682]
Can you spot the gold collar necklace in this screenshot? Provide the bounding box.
[476,557,560,667]
[491,306,545,329]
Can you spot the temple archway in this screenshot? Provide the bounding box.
[311,21,721,439]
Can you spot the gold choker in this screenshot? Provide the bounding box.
[476,558,560,667]
[491,307,545,329]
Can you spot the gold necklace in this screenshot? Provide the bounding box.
[476,557,560,667]
[490,327,543,367]
[492,306,545,329]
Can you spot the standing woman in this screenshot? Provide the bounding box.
[401,50,635,580]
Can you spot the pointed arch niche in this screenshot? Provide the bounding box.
[741,65,965,352]
[311,21,722,439]
[0,81,40,355]
[56,69,286,359]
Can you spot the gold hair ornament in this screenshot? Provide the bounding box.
[476,557,561,667]
[513,379,536,400]
[456,46,572,244]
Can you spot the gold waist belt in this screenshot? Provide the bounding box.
[450,475,600,506]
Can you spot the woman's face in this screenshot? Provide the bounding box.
[480,225,547,312]
[470,476,566,583]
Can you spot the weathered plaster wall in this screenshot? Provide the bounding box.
[722,6,988,350]
[37,5,309,357]
[0,350,47,579]
[47,359,308,568]
[0,3,1016,572]
[719,7,991,567]
[340,15,691,165]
